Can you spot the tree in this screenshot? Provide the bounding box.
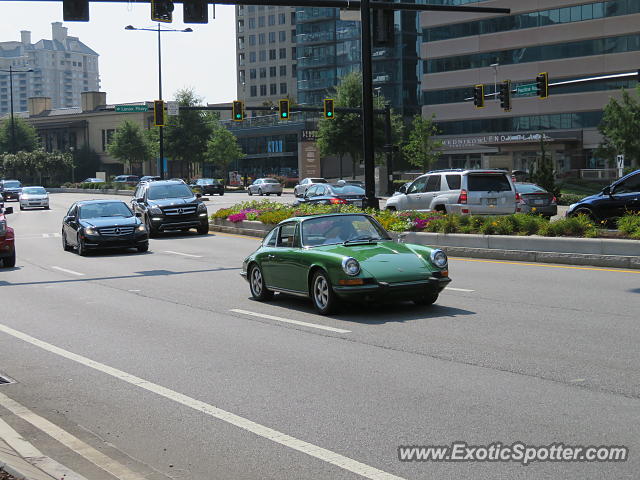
[0,149,71,185]
[106,120,153,173]
[402,114,442,173]
[598,85,640,168]
[0,117,40,154]
[530,136,559,197]
[164,88,215,179]
[317,72,402,178]
[204,120,244,184]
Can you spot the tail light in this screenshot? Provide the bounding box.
[552,196,557,203]
[458,189,467,204]
[329,198,347,204]
[515,193,523,203]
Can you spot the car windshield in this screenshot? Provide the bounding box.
[329,185,365,195]
[311,178,327,183]
[79,202,132,219]
[263,179,279,184]
[516,184,546,194]
[467,174,512,192]
[147,184,193,200]
[302,215,389,246]
[3,181,20,188]
[200,179,218,184]
[22,187,46,195]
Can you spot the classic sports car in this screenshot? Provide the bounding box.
[241,213,451,314]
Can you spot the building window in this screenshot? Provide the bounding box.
[269,31,276,43]
[291,47,297,59]
[270,83,277,95]
[249,35,256,46]
[269,49,277,60]
[249,52,256,63]
[259,50,266,62]
[239,70,245,84]
[238,53,246,66]
[279,48,287,59]
[268,14,276,26]
[248,5,255,13]
[260,67,267,78]
[279,31,286,42]
[259,33,265,44]
[249,68,256,79]
[102,129,115,152]
[291,29,296,42]
[248,18,255,29]
[280,83,287,94]
[238,5,244,16]
[258,16,265,27]
[269,66,276,77]
[260,84,267,96]
[292,64,297,77]
[278,13,286,24]
[250,85,257,97]
[280,65,287,76]
[238,37,245,49]
[291,12,296,25]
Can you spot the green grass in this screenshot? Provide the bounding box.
[558,179,607,196]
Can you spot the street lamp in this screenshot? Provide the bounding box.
[490,62,499,102]
[0,66,34,153]
[124,24,193,179]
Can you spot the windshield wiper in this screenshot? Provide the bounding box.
[344,235,381,244]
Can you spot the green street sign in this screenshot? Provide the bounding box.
[515,84,537,96]
[115,105,149,113]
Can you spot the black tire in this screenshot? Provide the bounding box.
[386,206,396,211]
[258,189,263,196]
[573,207,597,222]
[220,192,224,196]
[77,235,87,256]
[62,231,72,252]
[413,292,439,306]
[266,193,271,196]
[137,244,149,253]
[311,270,339,315]
[2,251,15,268]
[249,264,273,301]
[277,193,282,197]
[145,215,157,238]
[248,189,253,196]
[44,206,50,210]
[197,224,209,235]
[19,205,24,211]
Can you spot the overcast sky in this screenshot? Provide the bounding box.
[0,1,237,105]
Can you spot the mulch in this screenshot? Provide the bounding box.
[0,470,17,480]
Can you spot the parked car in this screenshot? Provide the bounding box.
[139,176,161,182]
[294,177,328,197]
[385,169,517,215]
[514,183,557,218]
[241,213,451,314]
[337,179,365,188]
[19,186,50,210]
[0,180,22,201]
[112,175,140,185]
[62,200,148,256]
[0,204,15,267]
[130,180,209,236]
[297,183,366,207]
[248,178,283,196]
[81,178,105,183]
[190,178,225,196]
[566,169,640,222]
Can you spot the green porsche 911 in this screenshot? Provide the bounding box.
[241,213,451,314]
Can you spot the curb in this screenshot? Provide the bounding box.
[47,188,133,196]
[1,462,32,480]
[209,218,640,270]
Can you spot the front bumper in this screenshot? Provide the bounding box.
[333,276,451,300]
[82,233,148,249]
[2,192,20,201]
[0,238,15,257]
[20,199,49,208]
[151,214,208,230]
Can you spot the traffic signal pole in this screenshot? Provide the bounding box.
[157,24,165,179]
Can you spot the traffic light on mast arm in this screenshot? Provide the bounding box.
[323,99,335,119]
[499,80,512,112]
[151,0,174,23]
[232,100,244,122]
[279,99,290,120]
[473,84,485,108]
[183,0,208,23]
[536,72,549,99]
[154,100,165,127]
[63,0,89,21]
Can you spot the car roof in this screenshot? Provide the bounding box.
[74,199,128,206]
[142,180,185,186]
[280,213,372,224]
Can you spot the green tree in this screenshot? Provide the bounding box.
[530,136,559,197]
[598,85,640,168]
[0,149,71,185]
[317,72,402,178]
[0,117,40,154]
[402,114,443,172]
[164,88,214,179]
[106,120,153,173]
[204,120,244,184]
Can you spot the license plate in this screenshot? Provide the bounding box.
[534,199,545,205]
[487,198,497,205]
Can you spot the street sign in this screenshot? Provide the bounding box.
[515,84,537,96]
[115,105,149,113]
[167,101,179,116]
[616,154,625,169]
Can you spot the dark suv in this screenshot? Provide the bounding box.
[567,169,640,221]
[131,180,209,236]
[0,180,22,201]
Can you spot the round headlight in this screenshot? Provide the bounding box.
[430,249,448,268]
[84,227,96,235]
[149,206,162,215]
[137,224,146,232]
[342,257,360,276]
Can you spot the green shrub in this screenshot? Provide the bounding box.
[257,210,295,224]
[617,213,640,235]
[557,193,584,206]
[211,208,234,219]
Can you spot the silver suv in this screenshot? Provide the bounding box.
[386,169,517,215]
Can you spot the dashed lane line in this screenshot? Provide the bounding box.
[163,250,203,258]
[230,308,352,334]
[51,266,85,276]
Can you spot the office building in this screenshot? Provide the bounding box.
[421,0,640,176]
[0,22,100,115]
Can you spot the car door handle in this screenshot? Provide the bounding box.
[267,254,275,259]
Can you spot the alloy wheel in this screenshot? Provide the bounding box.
[314,275,329,310]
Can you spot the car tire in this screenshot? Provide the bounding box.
[258,189,263,196]
[2,251,16,268]
[573,207,597,222]
[266,193,271,196]
[311,270,339,315]
[44,205,50,210]
[249,264,273,301]
[62,232,72,252]
[145,215,157,238]
[386,206,396,211]
[77,235,87,256]
[220,192,224,196]
[19,205,24,211]
[197,224,209,235]
[137,244,149,253]
[413,292,439,306]
[277,193,282,196]
[248,189,252,196]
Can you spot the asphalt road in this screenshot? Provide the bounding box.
[0,192,637,480]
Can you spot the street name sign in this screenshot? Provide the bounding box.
[115,105,149,113]
[515,84,537,96]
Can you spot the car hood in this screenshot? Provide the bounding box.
[147,197,197,208]
[3,188,21,192]
[21,194,47,199]
[312,241,436,281]
[80,216,139,228]
[577,193,603,203]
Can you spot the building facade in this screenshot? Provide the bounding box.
[0,22,100,115]
[235,5,298,107]
[421,0,640,177]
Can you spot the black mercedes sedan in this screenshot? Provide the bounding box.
[190,178,225,196]
[296,183,366,207]
[62,200,149,256]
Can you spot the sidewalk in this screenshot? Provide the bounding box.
[0,437,56,480]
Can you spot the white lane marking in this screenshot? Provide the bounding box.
[0,415,89,480]
[42,233,61,238]
[231,309,352,334]
[445,287,475,292]
[163,250,203,258]
[51,266,85,276]
[0,323,401,480]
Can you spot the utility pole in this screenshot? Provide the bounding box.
[360,0,377,208]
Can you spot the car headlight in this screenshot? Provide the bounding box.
[430,249,448,268]
[342,257,360,276]
[149,206,162,215]
[84,227,97,235]
[137,224,146,232]
[197,202,207,212]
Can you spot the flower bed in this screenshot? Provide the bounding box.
[210,200,640,239]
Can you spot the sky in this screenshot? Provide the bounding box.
[0,1,238,105]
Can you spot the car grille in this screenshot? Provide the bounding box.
[162,206,197,216]
[98,226,135,236]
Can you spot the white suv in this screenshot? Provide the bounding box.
[386,169,517,215]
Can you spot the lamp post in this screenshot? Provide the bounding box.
[0,66,33,153]
[124,24,193,179]
[490,62,499,102]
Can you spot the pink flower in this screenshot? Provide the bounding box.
[228,212,247,223]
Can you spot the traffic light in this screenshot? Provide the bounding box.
[183,0,208,23]
[499,80,511,111]
[473,84,485,108]
[323,98,335,119]
[63,0,89,21]
[279,99,290,120]
[373,9,394,47]
[536,72,549,99]
[154,100,165,126]
[151,0,174,23]
[232,100,244,122]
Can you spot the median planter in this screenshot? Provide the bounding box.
[209,218,271,237]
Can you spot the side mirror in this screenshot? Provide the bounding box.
[135,197,144,202]
[603,186,611,196]
[135,212,142,217]
[195,193,202,198]
[65,215,75,222]
[4,207,13,215]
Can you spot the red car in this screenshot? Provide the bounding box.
[0,204,15,268]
